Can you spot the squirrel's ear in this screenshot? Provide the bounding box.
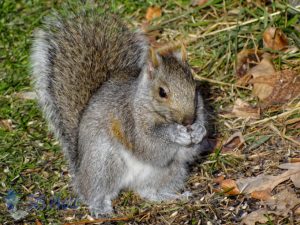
[149,47,159,68]
[147,47,159,80]
[181,42,187,62]
[173,42,187,63]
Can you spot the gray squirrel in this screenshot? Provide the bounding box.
[31,11,207,216]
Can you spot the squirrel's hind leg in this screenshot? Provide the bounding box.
[74,143,125,217]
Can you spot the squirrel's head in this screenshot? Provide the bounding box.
[138,45,197,126]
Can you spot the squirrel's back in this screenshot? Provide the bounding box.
[31,12,148,172]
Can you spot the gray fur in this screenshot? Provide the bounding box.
[31,12,207,217]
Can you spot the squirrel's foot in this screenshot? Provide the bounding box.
[172,124,192,146]
[89,199,113,218]
[190,123,207,144]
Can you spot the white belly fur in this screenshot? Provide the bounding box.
[120,149,154,188]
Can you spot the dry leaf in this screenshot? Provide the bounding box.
[236,169,300,194]
[277,162,300,170]
[241,209,271,225]
[221,132,245,153]
[231,98,260,119]
[247,53,300,107]
[251,189,272,201]
[248,54,275,101]
[263,27,288,51]
[252,70,300,107]
[278,162,300,188]
[220,179,240,195]
[0,119,13,131]
[266,189,300,216]
[191,0,208,6]
[248,53,275,78]
[236,49,263,77]
[291,173,300,188]
[243,189,300,225]
[213,175,225,184]
[145,6,162,22]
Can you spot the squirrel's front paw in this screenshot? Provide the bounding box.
[172,124,192,146]
[190,123,207,144]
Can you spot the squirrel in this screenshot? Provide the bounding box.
[31,11,207,216]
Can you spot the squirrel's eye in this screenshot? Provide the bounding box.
[159,87,167,98]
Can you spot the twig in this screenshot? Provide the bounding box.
[193,74,252,90]
[268,123,300,146]
[250,106,300,126]
[157,5,300,53]
[232,106,300,130]
[64,216,133,225]
[283,135,300,146]
[64,211,149,225]
[289,158,300,163]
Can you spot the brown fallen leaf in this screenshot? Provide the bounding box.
[0,119,13,131]
[267,188,300,216]
[263,27,288,51]
[251,189,272,201]
[221,132,245,153]
[231,98,260,119]
[245,52,300,107]
[277,162,300,170]
[241,209,271,225]
[248,53,275,101]
[220,179,240,195]
[145,6,162,22]
[278,162,300,188]
[242,188,300,225]
[248,53,275,78]
[236,49,263,77]
[291,173,300,188]
[251,70,300,107]
[236,169,300,194]
[213,175,225,184]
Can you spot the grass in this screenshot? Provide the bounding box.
[0,0,299,224]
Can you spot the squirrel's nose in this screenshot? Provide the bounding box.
[182,116,195,126]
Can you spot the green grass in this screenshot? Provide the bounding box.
[0,0,299,224]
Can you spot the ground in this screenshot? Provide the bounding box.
[0,0,299,224]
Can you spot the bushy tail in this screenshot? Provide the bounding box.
[31,11,148,173]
